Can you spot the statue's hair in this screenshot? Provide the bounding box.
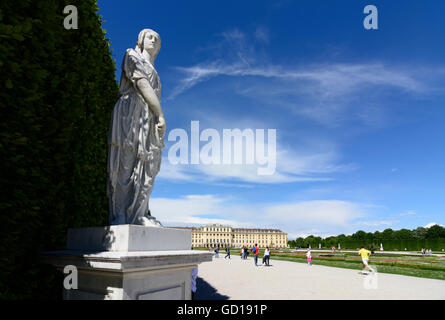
[136,29,161,59]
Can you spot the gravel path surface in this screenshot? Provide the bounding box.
[195,255,445,300]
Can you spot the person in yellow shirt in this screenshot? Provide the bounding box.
[358,246,375,274]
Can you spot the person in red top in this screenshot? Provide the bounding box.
[252,244,259,266]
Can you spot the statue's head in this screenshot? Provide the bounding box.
[136,29,161,59]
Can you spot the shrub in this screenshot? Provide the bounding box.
[0,0,118,299]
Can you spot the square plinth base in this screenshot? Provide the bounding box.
[43,225,212,299]
[66,225,191,251]
[43,250,213,300]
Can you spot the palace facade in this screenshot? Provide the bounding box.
[170,224,288,248]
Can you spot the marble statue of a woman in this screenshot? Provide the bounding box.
[107,29,166,226]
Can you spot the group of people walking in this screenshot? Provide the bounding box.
[213,246,232,259]
[213,244,380,275]
[242,244,271,266]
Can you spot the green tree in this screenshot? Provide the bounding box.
[304,235,320,248]
[382,228,394,239]
[373,230,382,240]
[337,234,347,247]
[324,236,338,247]
[295,237,304,247]
[314,236,322,248]
[337,234,347,241]
[413,227,427,239]
[393,229,413,239]
[351,230,367,241]
[426,225,445,239]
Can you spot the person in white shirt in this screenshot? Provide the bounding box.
[306,249,312,266]
[191,267,198,300]
[263,247,270,266]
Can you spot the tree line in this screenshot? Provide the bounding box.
[288,225,445,249]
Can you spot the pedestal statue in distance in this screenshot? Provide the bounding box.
[107,29,165,227]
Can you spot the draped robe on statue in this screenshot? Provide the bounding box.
[107,48,164,225]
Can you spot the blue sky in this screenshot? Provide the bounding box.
[98,0,445,239]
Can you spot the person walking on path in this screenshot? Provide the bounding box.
[263,246,270,266]
[241,246,245,259]
[358,246,375,274]
[252,244,259,266]
[225,246,231,259]
[214,247,219,258]
[306,249,312,266]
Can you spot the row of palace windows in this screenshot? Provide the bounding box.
[193,233,284,237]
[234,234,285,238]
[192,239,286,244]
[193,234,286,240]
[202,227,231,232]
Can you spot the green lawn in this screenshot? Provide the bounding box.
[270,255,445,281]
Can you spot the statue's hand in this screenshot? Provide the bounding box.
[156,116,166,136]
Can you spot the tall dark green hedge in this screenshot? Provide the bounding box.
[0,0,118,299]
[292,238,445,251]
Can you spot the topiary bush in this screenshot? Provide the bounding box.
[0,0,118,299]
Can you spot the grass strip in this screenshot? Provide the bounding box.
[269,255,445,281]
[273,254,445,271]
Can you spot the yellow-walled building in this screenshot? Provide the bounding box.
[171,224,288,249]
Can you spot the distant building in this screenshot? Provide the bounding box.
[169,224,288,248]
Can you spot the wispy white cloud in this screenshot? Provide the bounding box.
[167,28,440,128]
[354,220,395,227]
[169,61,426,128]
[159,114,355,185]
[158,139,352,184]
[399,210,416,217]
[151,194,244,226]
[171,62,423,100]
[262,200,365,228]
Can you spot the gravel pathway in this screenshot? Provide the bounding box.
[195,255,445,300]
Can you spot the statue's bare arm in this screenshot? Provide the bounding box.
[136,78,166,134]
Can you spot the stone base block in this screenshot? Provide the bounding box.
[43,250,212,300]
[42,225,213,300]
[66,224,191,251]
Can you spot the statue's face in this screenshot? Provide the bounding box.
[144,32,160,56]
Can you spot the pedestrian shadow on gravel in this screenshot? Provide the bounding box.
[195,277,229,300]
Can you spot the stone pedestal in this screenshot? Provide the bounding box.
[42,225,213,300]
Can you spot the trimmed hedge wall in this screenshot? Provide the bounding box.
[303,239,445,251]
[0,1,118,299]
[338,239,445,251]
